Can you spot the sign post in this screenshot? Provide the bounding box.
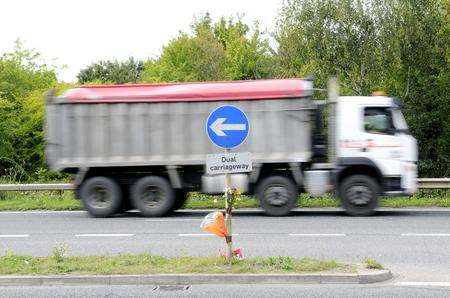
[224,148,232,262]
[206,105,250,263]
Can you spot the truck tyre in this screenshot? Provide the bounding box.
[256,176,298,216]
[340,175,379,216]
[172,190,188,211]
[79,176,122,218]
[131,176,176,217]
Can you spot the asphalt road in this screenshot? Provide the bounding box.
[1,208,450,285]
[1,284,450,298]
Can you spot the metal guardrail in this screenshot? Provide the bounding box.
[0,183,74,191]
[0,179,448,191]
[417,178,450,189]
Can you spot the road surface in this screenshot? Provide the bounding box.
[1,283,450,297]
[1,208,449,287]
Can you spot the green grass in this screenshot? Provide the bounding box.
[364,258,383,270]
[0,190,81,211]
[0,250,342,275]
[185,192,258,209]
[184,192,338,209]
[379,190,450,207]
[186,190,450,209]
[0,189,448,211]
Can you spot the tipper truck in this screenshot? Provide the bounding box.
[45,78,418,217]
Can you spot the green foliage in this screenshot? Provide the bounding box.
[141,14,273,82]
[77,57,144,84]
[142,32,226,82]
[389,0,449,177]
[263,256,295,270]
[0,190,80,211]
[0,40,58,181]
[52,243,69,263]
[364,258,383,270]
[276,0,449,176]
[0,253,341,275]
[276,0,382,94]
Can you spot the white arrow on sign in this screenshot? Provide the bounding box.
[210,118,246,136]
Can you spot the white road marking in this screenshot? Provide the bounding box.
[178,233,239,237]
[401,233,450,237]
[0,234,30,238]
[289,233,346,237]
[74,234,134,237]
[396,282,450,287]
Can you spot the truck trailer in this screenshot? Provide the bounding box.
[45,78,418,217]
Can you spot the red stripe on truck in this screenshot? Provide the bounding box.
[61,79,308,103]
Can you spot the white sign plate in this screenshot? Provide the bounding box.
[206,152,252,175]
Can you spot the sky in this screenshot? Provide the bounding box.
[0,0,282,82]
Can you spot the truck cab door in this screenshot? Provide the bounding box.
[359,107,402,174]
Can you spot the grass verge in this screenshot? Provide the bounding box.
[364,258,383,270]
[0,191,80,211]
[0,189,448,211]
[0,250,343,275]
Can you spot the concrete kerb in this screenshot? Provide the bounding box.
[0,270,392,286]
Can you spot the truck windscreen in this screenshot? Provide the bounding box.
[391,108,409,133]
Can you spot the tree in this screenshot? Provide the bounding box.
[77,57,144,84]
[0,40,58,180]
[385,0,449,177]
[141,14,274,83]
[275,0,386,95]
[142,30,226,82]
[214,16,274,80]
[275,0,449,176]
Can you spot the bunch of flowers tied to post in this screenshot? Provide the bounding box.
[200,188,244,260]
[200,211,228,237]
[200,211,243,259]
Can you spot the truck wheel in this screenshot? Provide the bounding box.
[340,175,379,216]
[256,176,298,216]
[131,176,176,217]
[79,177,122,218]
[172,190,188,211]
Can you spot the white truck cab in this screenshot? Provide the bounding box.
[305,90,418,216]
[337,95,418,195]
[306,93,418,216]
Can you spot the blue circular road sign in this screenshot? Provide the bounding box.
[206,105,249,149]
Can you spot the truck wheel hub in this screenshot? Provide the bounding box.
[88,186,111,208]
[346,185,372,206]
[142,186,164,207]
[264,186,290,206]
